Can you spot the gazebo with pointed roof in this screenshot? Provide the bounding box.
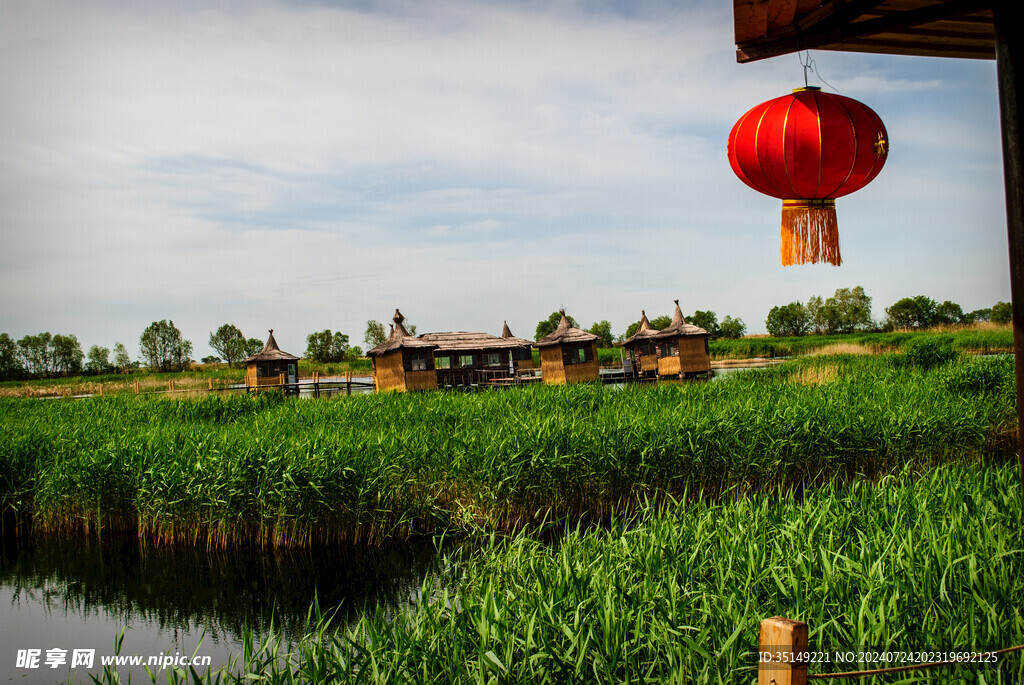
[244,329,301,391]
[617,310,663,377]
[652,300,711,378]
[534,309,599,385]
[366,309,439,392]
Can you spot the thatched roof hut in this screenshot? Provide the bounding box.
[617,310,663,376]
[245,330,300,390]
[366,309,439,392]
[535,309,599,385]
[652,300,711,378]
[422,323,534,386]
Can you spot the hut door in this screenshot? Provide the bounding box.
[287,364,296,384]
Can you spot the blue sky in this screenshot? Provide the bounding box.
[0,0,1009,359]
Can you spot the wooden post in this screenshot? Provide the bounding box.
[134,381,140,394]
[346,371,352,395]
[209,378,213,390]
[995,2,1024,520]
[99,383,103,396]
[758,617,808,685]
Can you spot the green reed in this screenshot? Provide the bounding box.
[78,459,1024,684]
[2,354,1016,547]
[709,328,1014,359]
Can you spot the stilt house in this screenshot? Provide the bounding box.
[422,322,533,388]
[366,310,439,392]
[617,310,661,378]
[534,309,599,385]
[244,330,300,390]
[652,300,711,378]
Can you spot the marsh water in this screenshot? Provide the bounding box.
[0,531,454,682]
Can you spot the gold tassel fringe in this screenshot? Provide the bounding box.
[780,199,841,266]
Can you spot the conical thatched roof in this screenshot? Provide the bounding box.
[534,309,598,348]
[617,310,662,347]
[245,329,300,363]
[500,321,533,348]
[653,300,709,338]
[366,309,438,356]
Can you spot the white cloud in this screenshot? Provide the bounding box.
[0,0,1010,354]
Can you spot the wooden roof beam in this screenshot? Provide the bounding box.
[737,0,995,62]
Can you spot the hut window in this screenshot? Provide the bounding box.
[436,356,452,370]
[484,352,501,366]
[562,345,592,366]
[640,342,657,356]
[660,343,677,357]
[404,352,433,372]
[458,354,475,367]
[513,348,531,361]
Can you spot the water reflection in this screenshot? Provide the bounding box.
[0,532,456,679]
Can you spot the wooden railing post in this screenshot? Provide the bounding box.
[759,617,808,685]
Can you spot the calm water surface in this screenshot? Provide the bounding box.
[0,531,455,682]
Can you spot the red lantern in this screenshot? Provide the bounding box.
[727,86,888,266]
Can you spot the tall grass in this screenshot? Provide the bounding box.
[81,460,1024,684]
[710,328,1013,360]
[1,354,1015,547]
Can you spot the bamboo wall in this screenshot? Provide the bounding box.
[539,346,566,385]
[374,351,408,392]
[678,336,711,374]
[515,359,535,372]
[640,354,659,373]
[658,355,681,376]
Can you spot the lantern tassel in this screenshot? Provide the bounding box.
[780,199,841,266]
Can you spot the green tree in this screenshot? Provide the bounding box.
[822,286,872,334]
[18,332,53,376]
[112,342,133,373]
[885,296,937,330]
[305,330,350,363]
[588,320,614,348]
[140,320,193,372]
[364,320,387,349]
[244,338,263,358]
[201,355,221,364]
[209,324,247,368]
[991,301,1011,324]
[766,302,811,337]
[51,334,83,376]
[689,311,721,338]
[0,333,22,380]
[806,295,825,334]
[86,345,112,374]
[934,300,965,325]
[720,315,746,339]
[349,346,364,358]
[536,311,578,341]
[965,308,991,324]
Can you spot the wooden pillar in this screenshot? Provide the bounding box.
[995,2,1024,518]
[758,617,808,685]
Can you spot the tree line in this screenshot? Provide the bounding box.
[0,295,1010,381]
[765,286,1010,337]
